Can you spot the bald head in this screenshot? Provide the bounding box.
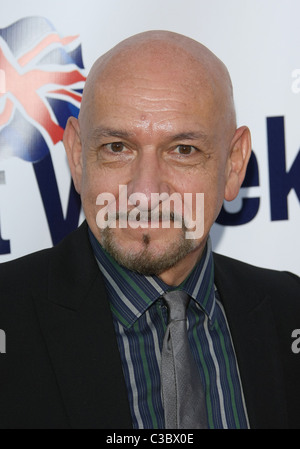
[79,31,236,140]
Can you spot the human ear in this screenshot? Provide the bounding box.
[63,116,83,194]
[224,126,252,202]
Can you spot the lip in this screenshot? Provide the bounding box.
[117,216,183,230]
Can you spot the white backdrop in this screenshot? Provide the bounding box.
[0,0,299,275]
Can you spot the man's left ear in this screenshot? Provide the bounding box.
[224,126,252,201]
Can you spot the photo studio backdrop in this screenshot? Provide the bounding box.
[0,0,299,275]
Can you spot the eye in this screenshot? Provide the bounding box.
[106,142,125,153]
[173,145,198,155]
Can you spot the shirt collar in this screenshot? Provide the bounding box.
[88,228,216,328]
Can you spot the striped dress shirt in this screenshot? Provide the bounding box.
[89,229,249,429]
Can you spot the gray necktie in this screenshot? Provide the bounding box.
[161,290,208,429]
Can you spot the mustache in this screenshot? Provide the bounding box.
[115,209,185,223]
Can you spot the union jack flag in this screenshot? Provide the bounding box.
[0,16,86,162]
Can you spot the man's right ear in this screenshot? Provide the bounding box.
[63,116,83,194]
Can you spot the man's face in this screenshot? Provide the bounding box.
[65,43,248,284]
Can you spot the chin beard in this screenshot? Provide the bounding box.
[100,227,197,276]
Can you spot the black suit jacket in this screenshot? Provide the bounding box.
[0,221,299,429]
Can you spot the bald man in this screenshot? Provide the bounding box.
[0,31,299,430]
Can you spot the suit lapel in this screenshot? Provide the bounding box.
[33,222,132,429]
[214,254,288,429]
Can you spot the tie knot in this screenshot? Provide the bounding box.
[163,290,190,322]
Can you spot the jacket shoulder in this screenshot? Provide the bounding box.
[213,252,299,287]
[0,222,92,299]
[213,251,300,313]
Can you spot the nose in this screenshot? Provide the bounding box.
[126,149,171,211]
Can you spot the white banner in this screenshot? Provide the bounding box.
[0,0,299,275]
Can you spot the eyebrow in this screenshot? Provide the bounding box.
[89,127,211,147]
[89,127,133,142]
[172,132,210,145]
